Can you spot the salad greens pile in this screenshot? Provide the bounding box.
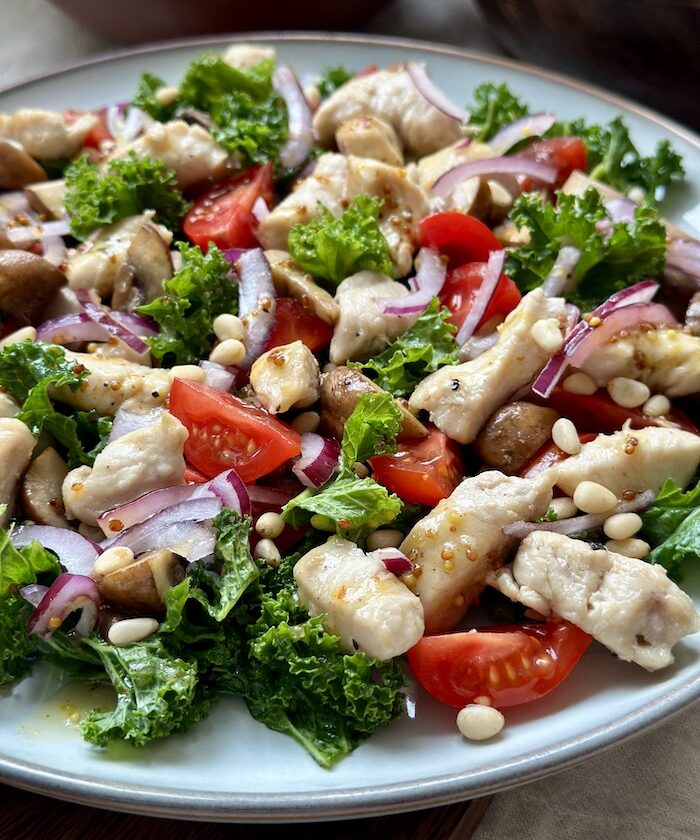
[317,65,355,100]
[642,479,700,580]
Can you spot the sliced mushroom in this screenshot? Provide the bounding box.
[24,178,67,219]
[320,366,429,442]
[265,249,338,325]
[96,548,184,613]
[111,223,173,311]
[473,401,559,475]
[0,140,47,189]
[0,249,66,324]
[21,446,70,528]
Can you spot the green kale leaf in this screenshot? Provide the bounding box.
[133,72,178,121]
[465,82,530,141]
[641,479,700,579]
[317,65,354,100]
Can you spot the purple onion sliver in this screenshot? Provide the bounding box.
[383,248,447,316]
[11,525,102,575]
[199,360,236,392]
[36,312,111,345]
[208,469,251,516]
[432,156,558,199]
[456,250,505,345]
[292,433,340,488]
[541,246,581,297]
[20,583,49,608]
[274,65,314,170]
[28,573,101,639]
[368,547,413,576]
[75,289,149,356]
[406,61,469,122]
[111,311,159,337]
[236,248,277,370]
[666,238,700,280]
[489,112,557,157]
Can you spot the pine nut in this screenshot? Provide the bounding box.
[627,186,646,203]
[548,497,578,520]
[108,617,159,646]
[255,511,285,539]
[366,529,404,551]
[210,338,246,366]
[530,318,564,353]
[93,546,135,577]
[551,418,581,455]
[605,537,650,559]
[309,514,336,532]
[562,372,597,395]
[353,461,369,479]
[456,704,505,741]
[607,377,650,408]
[212,313,246,342]
[154,85,179,106]
[603,512,642,541]
[573,481,617,514]
[169,364,206,383]
[642,394,671,417]
[253,538,281,565]
[0,326,36,348]
[291,411,320,435]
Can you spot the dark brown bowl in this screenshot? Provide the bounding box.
[48,0,390,44]
[475,0,700,130]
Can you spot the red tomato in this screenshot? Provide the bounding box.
[183,163,274,251]
[169,378,301,483]
[407,621,592,708]
[183,466,208,484]
[439,262,521,332]
[369,428,464,506]
[265,298,334,353]
[520,137,587,190]
[64,109,112,149]
[419,212,503,267]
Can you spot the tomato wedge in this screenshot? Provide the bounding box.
[407,621,592,708]
[419,212,503,266]
[369,428,464,507]
[169,378,301,483]
[520,136,587,191]
[265,298,334,353]
[183,163,274,251]
[439,262,521,332]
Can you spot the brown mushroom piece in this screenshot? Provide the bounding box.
[96,548,185,614]
[473,401,560,475]
[319,366,429,442]
[111,223,173,311]
[0,140,47,190]
[21,447,70,528]
[0,249,66,324]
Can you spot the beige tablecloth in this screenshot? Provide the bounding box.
[1,3,698,838]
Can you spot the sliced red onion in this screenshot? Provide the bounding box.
[667,238,700,282]
[541,246,581,297]
[489,112,556,156]
[19,583,49,608]
[383,248,447,316]
[105,105,144,144]
[274,65,314,169]
[107,405,163,443]
[252,196,270,222]
[369,547,413,576]
[199,360,236,392]
[42,236,66,267]
[432,156,557,199]
[604,197,637,224]
[247,485,295,507]
[6,217,70,244]
[406,61,469,122]
[223,247,251,265]
[28,573,101,639]
[208,469,251,517]
[74,289,149,356]
[503,490,656,539]
[171,523,217,564]
[11,525,102,575]
[236,248,277,370]
[292,433,340,488]
[36,312,111,345]
[111,311,159,337]
[455,250,506,345]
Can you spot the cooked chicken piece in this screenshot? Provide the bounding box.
[0,418,36,526]
[113,120,228,189]
[489,530,700,670]
[0,109,99,160]
[330,271,413,365]
[66,213,172,300]
[51,350,171,416]
[550,425,700,499]
[474,401,560,475]
[410,289,567,444]
[62,413,187,526]
[313,67,461,156]
[24,178,67,219]
[257,153,429,276]
[336,115,403,166]
[579,326,700,398]
[687,293,700,336]
[250,340,320,414]
[400,471,554,633]
[0,393,19,418]
[294,536,425,660]
[265,249,338,325]
[222,43,277,70]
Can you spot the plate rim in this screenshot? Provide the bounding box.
[1,30,699,822]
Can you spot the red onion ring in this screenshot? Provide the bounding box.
[456,250,506,345]
[19,583,49,608]
[489,112,557,156]
[28,573,101,639]
[235,248,277,370]
[541,246,581,297]
[105,105,144,144]
[292,433,340,488]
[107,406,163,444]
[368,547,413,576]
[406,61,469,122]
[432,156,557,199]
[11,525,102,575]
[75,290,149,356]
[383,248,447,316]
[111,311,159,337]
[667,238,700,283]
[274,65,314,170]
[36,312,111,345]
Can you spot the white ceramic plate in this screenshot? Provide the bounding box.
[1,33,699,823]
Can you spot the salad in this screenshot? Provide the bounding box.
[0,42,699,766]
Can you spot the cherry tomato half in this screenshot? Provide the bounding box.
[520,137,587,191]
[439,262,521,333]
[419,212,503,267]
[265,298,334,353]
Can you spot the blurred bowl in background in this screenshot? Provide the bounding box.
[474,0,700,129]
[48,0,391,44]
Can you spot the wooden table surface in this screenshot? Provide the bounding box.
[0,784,492,840]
